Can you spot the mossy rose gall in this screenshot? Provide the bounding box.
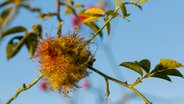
[35,34,92,95]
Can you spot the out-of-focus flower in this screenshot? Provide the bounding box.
[39,81,48,91]
[35,34,92,95]
[71,15,88,27]
[82,79,91,90]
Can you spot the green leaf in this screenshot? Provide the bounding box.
[149,66,183,82]
[85,22,103,38]
[1,26,27,39]
[105,10,115,16]
[6,32,33,60]
[20,4,41,12]
[136,0,149,5]
[1,7,13,19]
[74,2,83,8]
[39,13,56,19]
[160,69,183,78]
[64,7,73,14]
[131,0,135,3]
[120,2,128,16]
[25,33,38,58]
[80,8,105,23]
[6,36,23,60]
[136,4,143,10]
[120,62,143,76]
[84,8,105,15]
[0,0,12,8]
[160,59,183,69]
[150,73,172,82]
[124,2,142,11]
[105,15,111,35]
[138,59,151,73]
[66,0,73,5]
[32,24,42,36]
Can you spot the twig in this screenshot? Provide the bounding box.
[6,74,44,104]
[86,5,122,43]
[88,66,151,104]
[55,0,63,35]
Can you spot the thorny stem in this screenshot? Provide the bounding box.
[6,74,44,104]
[88,66,151,104]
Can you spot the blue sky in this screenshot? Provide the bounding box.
[1,0,184,104]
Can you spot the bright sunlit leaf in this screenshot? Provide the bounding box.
[137,0,149,5]
[80,8,105,23]
[160,59,183,69]
[84,7,105,15]
[74,2,83,8]
[64,7,73,14]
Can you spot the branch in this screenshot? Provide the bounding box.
[55,0,63,35]
[6,74,44,104]
[86,5,122,43]
[88,66,151,104]
[59,1,78,17]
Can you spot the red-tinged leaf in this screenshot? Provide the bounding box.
[80,8,105,23]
